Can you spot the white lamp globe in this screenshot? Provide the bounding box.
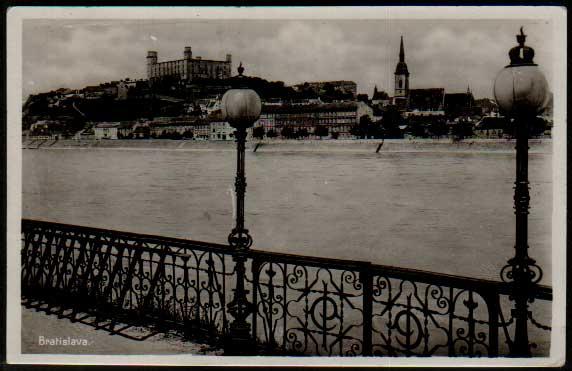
[493,28,550,117]
[221,63,262,129]
[221,88,261,129]
[493,65,549,116]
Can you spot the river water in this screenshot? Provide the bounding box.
[22,146,552,282]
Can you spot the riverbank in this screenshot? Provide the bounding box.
[22,138,552,154]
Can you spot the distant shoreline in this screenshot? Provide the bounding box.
[22,138,553,154]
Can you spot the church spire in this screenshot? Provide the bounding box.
[394,35,410,107]
[399,35,405,63]
[394,35,409,76]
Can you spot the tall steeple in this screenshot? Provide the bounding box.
[466,84,473,108]
[394,36,409,76]
[394,35,410,108]
[399,35,405,63]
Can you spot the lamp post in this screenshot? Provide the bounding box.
[221,63,261,355]
[493,28,549,357]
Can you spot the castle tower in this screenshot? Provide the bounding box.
[147,51,158,81]
[184,46,193,60]
[394,36,410,108]
[225,54,232,78]
[184,46,193,81]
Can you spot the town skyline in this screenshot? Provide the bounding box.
[23,18,554,100]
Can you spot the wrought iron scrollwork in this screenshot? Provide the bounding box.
[21,219,232,344]
[21,219,552,357]
[252,261,364,356]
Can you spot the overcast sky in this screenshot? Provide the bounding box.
[22,18,554,100]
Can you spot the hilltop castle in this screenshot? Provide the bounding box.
[147,46,232,83]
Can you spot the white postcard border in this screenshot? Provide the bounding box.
[6,6,567,367]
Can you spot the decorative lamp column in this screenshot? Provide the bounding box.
[221,63,261,355]
[494,27,549,357]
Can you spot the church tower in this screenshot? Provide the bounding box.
[394,36,410,108]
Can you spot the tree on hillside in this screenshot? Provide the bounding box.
[297,127,310,139]
[451,120,474,140]
[408,122,428,138]
[351,115,374,139]
[314,125,329,139]
[427,119,448,138]
[253,126,265,139]
[380,106,404,138]
[281,125,295,139]
[182,130,194,139]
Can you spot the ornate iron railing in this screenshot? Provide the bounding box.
[21,219,552,356]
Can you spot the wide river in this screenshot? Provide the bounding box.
[22,145,553,282]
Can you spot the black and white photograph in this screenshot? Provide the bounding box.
[6,6,566,367]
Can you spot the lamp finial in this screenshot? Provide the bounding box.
[517,26,527,46]
[508,27,535,66]
[237,62,244,77]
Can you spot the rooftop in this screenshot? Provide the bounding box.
[261,102,360,114]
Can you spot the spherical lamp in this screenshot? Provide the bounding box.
[222,62,261,355]
[493,27,549,117]
[221,63,261,128]
[495,27,549,358]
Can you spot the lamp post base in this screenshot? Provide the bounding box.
[224,322,257,356]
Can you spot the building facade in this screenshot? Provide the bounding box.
[147,118,210,139]
[407,88,446,115]
[371,86,391,106]
[474,117,509,138]
[444,87,476,118]
[147,47,232,83]
[117,80,137,100]
[94,122,120,139]
[253,102,372,139]
[209,114,235,141]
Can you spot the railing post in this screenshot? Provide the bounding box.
[225,124,257,355]
[500,116,543,357]
[225,250,255,355]
[251,258,260,349]
[484,288,500,357]
[361,265,373,356]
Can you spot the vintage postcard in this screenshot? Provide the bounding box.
[6,6,567,367]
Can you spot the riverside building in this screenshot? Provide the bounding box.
[253,102,373,139]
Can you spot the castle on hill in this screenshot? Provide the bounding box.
[147,46,232,83]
